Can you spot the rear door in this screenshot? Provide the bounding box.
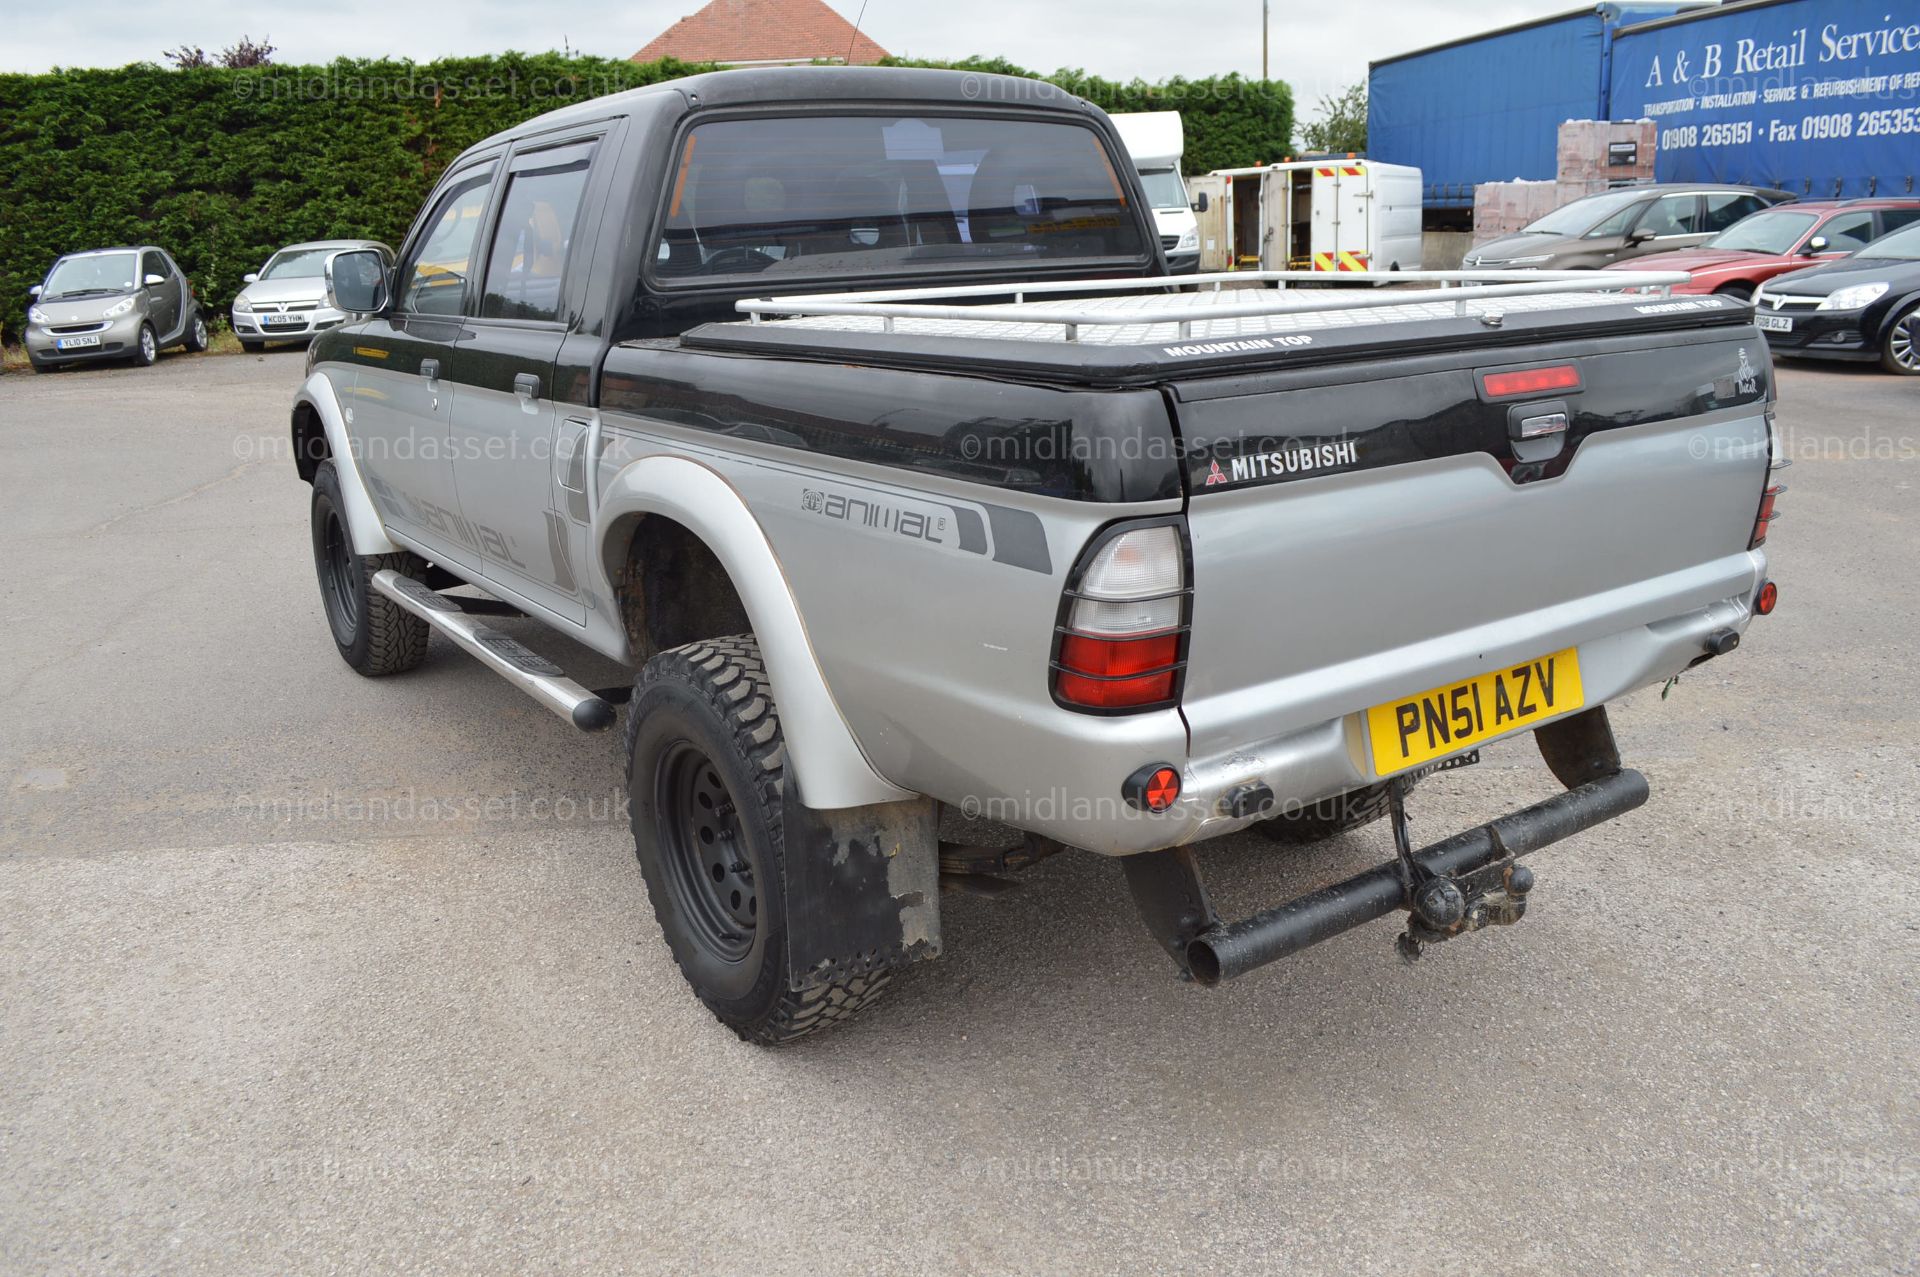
[1190,175,1229,271]
[444,133,607,623]
[346,158,498,564]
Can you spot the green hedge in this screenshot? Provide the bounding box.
[881,56,1294,177]
[0,54,1292,342]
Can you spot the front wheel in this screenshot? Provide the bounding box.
[1714,282,1755,302]
[309,460,430,675]
[626,636,890,1045]
[1882,304,1920,375]
[132,323,157,367]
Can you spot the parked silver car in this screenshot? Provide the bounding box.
[233,240,393,351]
[25,247,208,372]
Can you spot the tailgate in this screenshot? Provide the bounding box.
[1175,326,1772,766]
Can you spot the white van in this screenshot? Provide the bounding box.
[1191,159,1424,275]
[1110,111,1201,274]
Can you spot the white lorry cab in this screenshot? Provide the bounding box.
[1192,158,1423,276]
[1110,111,1201,274]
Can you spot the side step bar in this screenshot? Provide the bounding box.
[370,569,617,733]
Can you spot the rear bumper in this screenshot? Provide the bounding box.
[988,554,1764,857]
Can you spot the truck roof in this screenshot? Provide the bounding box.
[475,65,1096,155]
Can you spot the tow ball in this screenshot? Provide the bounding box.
[1388,773,1535,963]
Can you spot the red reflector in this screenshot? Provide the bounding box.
[1123,763,1184,812]
[1756,581,1778,615]
[1482,365,1581,398]
[1055,632,1179,709]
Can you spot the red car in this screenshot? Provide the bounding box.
[1606,199,1920,298]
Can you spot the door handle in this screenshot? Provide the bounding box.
[514,372,541,401]
[420,358,440,386]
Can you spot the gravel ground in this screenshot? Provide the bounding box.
[1,348,1914,1275]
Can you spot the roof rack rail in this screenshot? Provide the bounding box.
[737,270,1692,343]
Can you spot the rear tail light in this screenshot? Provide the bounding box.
[1751,404,1789,549]
[1052,521,1188,712]
[1481,364,1581,398]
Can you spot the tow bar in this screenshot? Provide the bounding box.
[1125,708,1649,985]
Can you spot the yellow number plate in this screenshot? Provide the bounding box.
[1366,648,1584,776]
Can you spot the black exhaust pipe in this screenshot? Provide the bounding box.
[1184,768,1649,986]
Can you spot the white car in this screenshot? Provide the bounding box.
[232,239,392,351]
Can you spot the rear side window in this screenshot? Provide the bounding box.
[1880,208,1920,235]
[652,113,1146,283]
[1702,192,1765,232]
[399,166,496,316]
[481,141,596,323]
[1638,195,1703,237]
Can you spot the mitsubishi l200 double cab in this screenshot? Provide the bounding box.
[290,68,1783,1042]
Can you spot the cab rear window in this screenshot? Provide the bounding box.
[652,114,1146,282]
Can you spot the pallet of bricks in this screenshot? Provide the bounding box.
[1472,119,1657,245]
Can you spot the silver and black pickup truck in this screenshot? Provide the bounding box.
[291,67,1785,1043]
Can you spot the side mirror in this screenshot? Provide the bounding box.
[1191,192,1209,213]
[324,248,390,316]
[1805,235,1829,254]
[143,273,165,287]
[28,284,42,297]
[243,272,260,284]
[1626,228,1654,244]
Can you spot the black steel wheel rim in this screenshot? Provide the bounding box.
[655,740,757,963]
[319,508,360,639]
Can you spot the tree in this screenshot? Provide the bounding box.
[1298,80,1366,155]
[164,35,275,69]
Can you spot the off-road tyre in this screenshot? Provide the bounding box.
[1257,780,1409,844]
[1882,303,1920,375]
[626,636,890,1045]
[310,460,430,676]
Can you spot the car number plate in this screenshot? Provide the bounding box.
[262,315,305,327]
[1755,314,1793,333]
[55,335,101,350]
[1365,648,1584,776]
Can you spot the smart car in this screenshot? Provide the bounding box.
[24,246,207,371]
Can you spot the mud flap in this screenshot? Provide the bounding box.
[780,792,942,991]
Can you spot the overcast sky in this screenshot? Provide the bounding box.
[3,0,1583,108]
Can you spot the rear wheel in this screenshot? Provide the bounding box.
[309,460,430,675]
[1257,780,1409,844]
[183,311,209,352]
[626,636,890,1045]
[1882,304,1920,375]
